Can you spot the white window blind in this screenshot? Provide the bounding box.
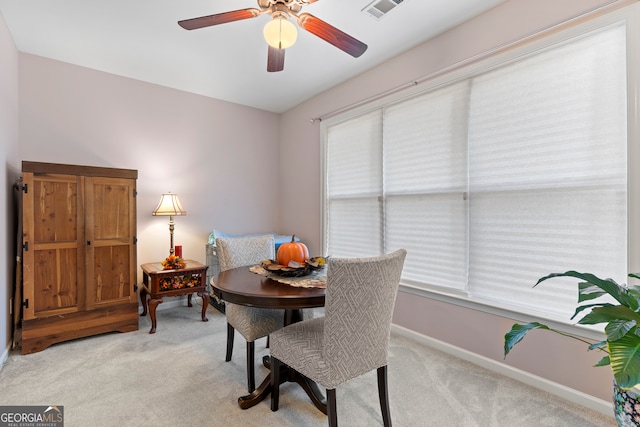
[467,24,627,319]
[323,21,629,321]
[383,82,470,290]
[325,110,383,257]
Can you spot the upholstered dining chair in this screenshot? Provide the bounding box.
[216,235,285,393]
[269,249,407,427]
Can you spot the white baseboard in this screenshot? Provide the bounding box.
[391,324,614,419]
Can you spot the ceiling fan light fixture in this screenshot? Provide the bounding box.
[263,17,297,49]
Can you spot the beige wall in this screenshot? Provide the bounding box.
[17,54,282,278]
[0,10,19,362]
[278,0,623,402]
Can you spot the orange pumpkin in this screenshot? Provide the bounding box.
[277,235,309,266]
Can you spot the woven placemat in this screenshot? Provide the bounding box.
[249,265,326,288]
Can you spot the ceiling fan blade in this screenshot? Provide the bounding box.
[267,46,285,72]
[297,13,367,58]
[178,9,261,30]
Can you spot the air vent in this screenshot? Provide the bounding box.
[362,0,404,20]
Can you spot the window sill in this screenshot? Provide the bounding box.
[398,282,606,342]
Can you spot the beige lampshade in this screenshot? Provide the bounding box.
[152,193,186,216]
[263,17,297,49]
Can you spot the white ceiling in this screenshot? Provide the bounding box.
[0,0,507,113]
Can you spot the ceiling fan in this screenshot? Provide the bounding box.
[178,0,368,72]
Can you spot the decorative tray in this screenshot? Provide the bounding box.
[260,257,327,277]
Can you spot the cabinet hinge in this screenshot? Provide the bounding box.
[133,236,137,244]
[23,299,29,308]
[133,190,137,197]
[22,183,28,193]
[22,242,28,252]
[133,284,138,292]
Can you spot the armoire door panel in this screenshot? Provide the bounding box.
[32,174,80,243]
[23,171,84,320]
[85,176,137,307]
[33,247,78,314]
[92,245,132,304]
[88,177,133,241]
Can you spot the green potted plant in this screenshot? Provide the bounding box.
[503,271,640,425]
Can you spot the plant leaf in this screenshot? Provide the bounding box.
[504,322,549,357]
[608,333,640,389]
[579,305,640,327]
[604,319,637,341]
[588,340,607,351]
[538,271,638,310]
[578,281,607,302]
[571,302,614,320]
[594,355,610,367]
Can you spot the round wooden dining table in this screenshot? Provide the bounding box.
[211,266,327,412]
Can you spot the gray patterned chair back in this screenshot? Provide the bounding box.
[216,235,275,272]
[324,249,406,387]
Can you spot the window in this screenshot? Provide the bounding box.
[322,14,634,323]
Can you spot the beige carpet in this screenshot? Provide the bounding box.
[0,302,615,426]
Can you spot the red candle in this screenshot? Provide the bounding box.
[174,245,182,258]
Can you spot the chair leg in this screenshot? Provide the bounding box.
[225,323,234,362]
[377,366,392,427]
[270,357,281,412]
[327,388,337,427]
[246,341,256,393]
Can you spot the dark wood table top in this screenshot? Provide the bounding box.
[212,266,325,310]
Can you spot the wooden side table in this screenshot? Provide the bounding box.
[140,260,210,333]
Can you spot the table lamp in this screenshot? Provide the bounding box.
[152,192,186,255]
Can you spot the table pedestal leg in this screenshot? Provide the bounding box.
[237,355,327,414]
[238,374,273,409]
[236,309,327,412]
[291,370,327,414]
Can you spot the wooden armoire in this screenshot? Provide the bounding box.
[20,161,139,354]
